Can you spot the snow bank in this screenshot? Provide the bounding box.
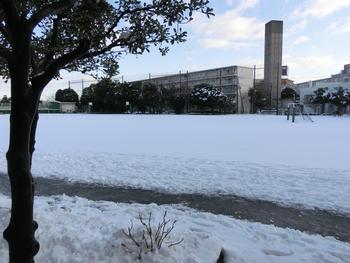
[1,194,349,263]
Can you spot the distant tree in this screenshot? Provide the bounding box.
[312,87,330,114]
[312,88,330,104]
[281,87,297,99]
[248,87,269,113]
[190,83,228,113]
[164,86,186,114]
[0,95,10,103]
[83,79,143,113]
[87,78,119,113]
[140,83,163,113]
[120,82,143,113]
[125,81,145,113]
[0,1,213,260]
[80,86,95,107]
[218,95,233,113]
[328,87,350,112]
[55,88,79,103]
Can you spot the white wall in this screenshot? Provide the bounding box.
[60,103,77,113]
[237,67,254,113]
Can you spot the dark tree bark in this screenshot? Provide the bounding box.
[3,80,41,263]
[2,19,40,263]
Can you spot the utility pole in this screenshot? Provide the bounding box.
[235,85,239,113]
[250,65,264,113]
[270,83,273,107]
[186,70,189,113]
[179,70,182,94]
[253,65,256,90]
[276,63,280,115]
[252,65,256,113]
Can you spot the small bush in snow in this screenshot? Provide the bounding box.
[121,211,184,261]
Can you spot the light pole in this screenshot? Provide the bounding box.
[276,62,281,115]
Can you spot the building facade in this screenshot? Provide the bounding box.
[330,64,350,82]
[0,101,76,114]
[60,102,77,113]
[264,20,283,109]
[295,64,350,114]
[139,65,254,113]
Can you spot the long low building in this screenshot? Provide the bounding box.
[0,101,77,114]
[137,65,254,113]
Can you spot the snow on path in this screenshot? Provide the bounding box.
[1,194,349,263]
[11,151,350,215]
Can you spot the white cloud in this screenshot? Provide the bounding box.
[235,0,260,12]
[284,54,347,83]
[190,8,264,49]
[327,17,350,33]
[226,0,260,11]
[293,0,350,18]
[285,55,337,70]
[291,36,310,46]
[288,19,308,33]
[226,0,235,6]
[200,38,258,49]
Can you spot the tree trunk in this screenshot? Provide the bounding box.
[3,72,40,263]
[29,112,39,166]
[29,112,40,215]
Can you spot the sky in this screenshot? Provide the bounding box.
[1,0,350,99]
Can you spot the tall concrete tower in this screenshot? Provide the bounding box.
[264,20,283,110]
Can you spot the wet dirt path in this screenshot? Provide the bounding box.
[1,174,349,243]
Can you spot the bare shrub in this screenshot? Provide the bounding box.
[121,210,184,261]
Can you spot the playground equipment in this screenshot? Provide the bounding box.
[287,103,313,123]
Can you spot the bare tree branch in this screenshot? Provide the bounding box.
[41,15,61,66]
[79,34,166,61]
[104,5,160,37]
[1,0,19,35]
[27,0,74,30]
[31,39,91,91]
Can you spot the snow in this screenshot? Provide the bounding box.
[1,193,350,263]
[0,114,350,213]
[1,114,350,262]
[1,114,349,169]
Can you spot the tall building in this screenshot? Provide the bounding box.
[138,65,253,113]
[264,20,283,109]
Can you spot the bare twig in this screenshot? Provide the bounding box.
[122,220,140,247]
[168,238,184,248]
[121,210,184,261]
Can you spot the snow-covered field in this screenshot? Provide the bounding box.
[1,114,350,262]
[1,194,350,263]
[0,114,350,213]
[1,114,349,169]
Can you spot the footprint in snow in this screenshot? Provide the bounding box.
[262,248,294,257]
